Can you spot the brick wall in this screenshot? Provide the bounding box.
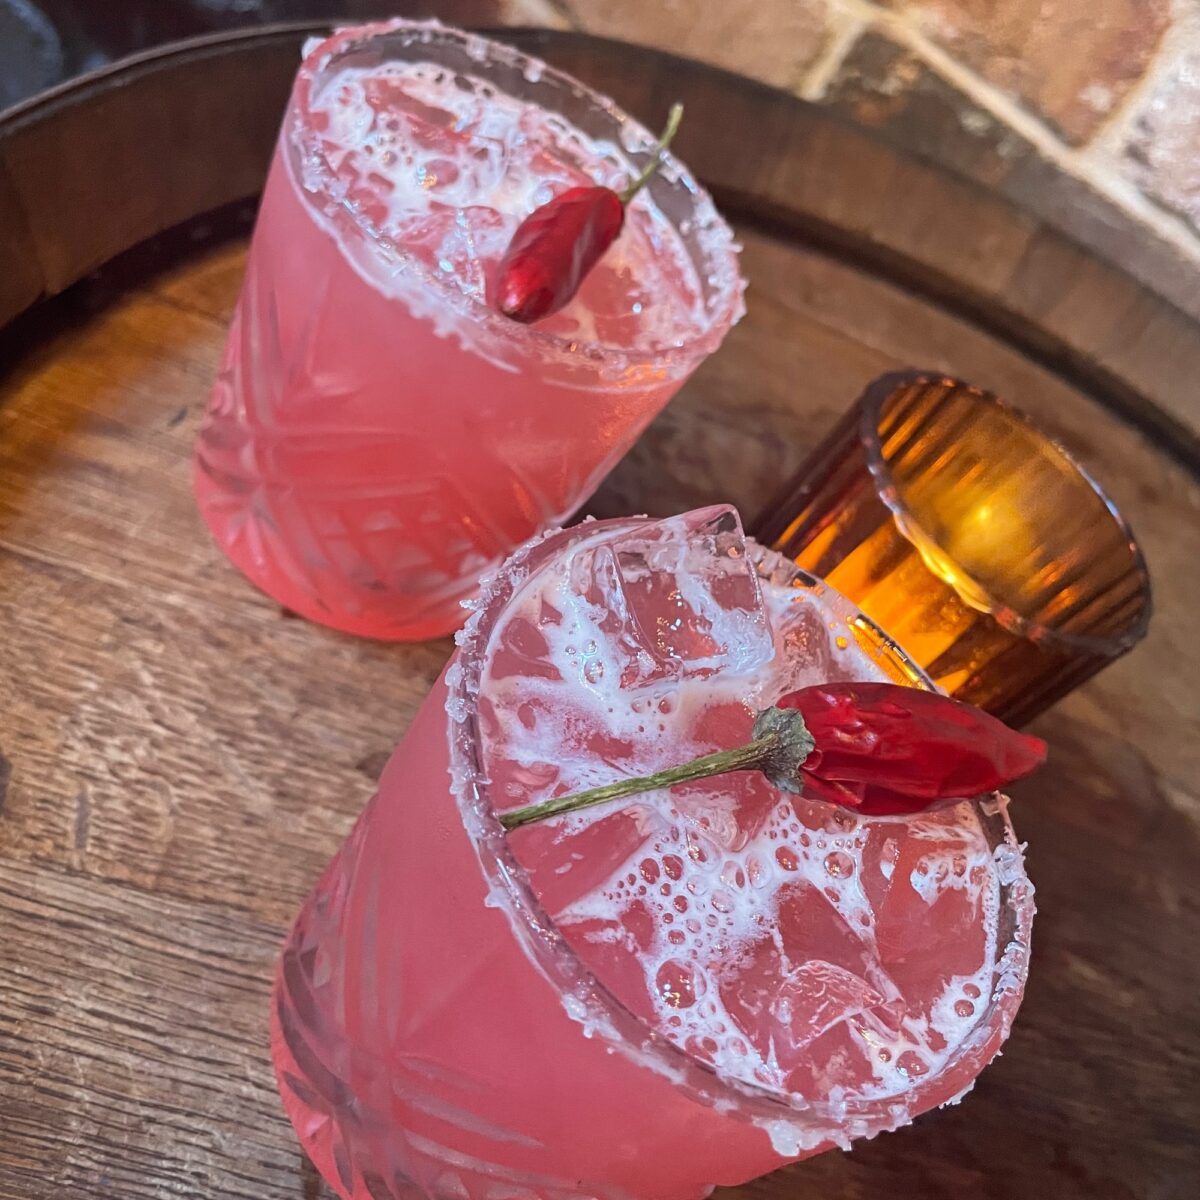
[504,0,1200,282]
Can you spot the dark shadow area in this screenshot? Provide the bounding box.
[0,1,512,110]
[0,198,255,377]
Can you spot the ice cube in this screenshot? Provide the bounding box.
[512,808,657,915]
[672,769,785,854]
[568,506,775,691]
[556,905,659,1024]
[775,881,904,1021]
[770,592,865,694]
[718,937,882,1066]
[860,814,992,1001]
[770,960,886,1050]
[717,881,906,1085]
[486,614,561,682]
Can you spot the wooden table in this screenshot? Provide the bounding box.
[1,26,1198,1200]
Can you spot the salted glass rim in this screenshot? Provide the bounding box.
[446,516,1035,1148]
[286,19,744,381]
[859,369,1153,658]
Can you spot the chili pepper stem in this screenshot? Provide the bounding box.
[619,102,684,205]
[499,732,776,831]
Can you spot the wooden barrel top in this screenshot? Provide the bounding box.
[0,26,1197,1200]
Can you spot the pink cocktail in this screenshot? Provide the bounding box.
[195,20,743,640]
[271,507,1034,1200]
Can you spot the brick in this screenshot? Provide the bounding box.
[822,30,1200,323]
[1125,44,1200,235]
[889,0,1170,143]
[560,0,833,90]
[822,31,1024,186]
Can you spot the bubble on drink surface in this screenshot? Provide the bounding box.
[655,959,705,1009]
[824,851,854,878]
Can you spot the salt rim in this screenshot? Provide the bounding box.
[445,516,1036,1156]
[286,18,746,383]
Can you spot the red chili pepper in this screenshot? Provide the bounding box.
[772,683,1047,816]
[494,187,625,323]
[494,104,683,324]
[499,681,1046,830]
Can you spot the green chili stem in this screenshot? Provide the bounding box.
[619,102,684,205]
[499,732,775,831]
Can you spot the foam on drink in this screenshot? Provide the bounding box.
[298,53,727,354]
[478,508,1026,1111]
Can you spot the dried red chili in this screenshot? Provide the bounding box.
[499,681,1046,830]
[771,682,1047,816]
[494,104,683,324]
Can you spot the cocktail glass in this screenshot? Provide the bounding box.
[195,20,743,640]
[271,508,1034,1200]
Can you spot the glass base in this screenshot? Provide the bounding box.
[194,465,471,642]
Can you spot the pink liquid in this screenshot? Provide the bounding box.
[195,22,742,640]
[271,508,1034,1200]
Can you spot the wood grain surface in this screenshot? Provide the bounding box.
[1,222,1197,1200]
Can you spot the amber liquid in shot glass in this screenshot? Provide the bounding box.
[755,372,1151,725]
